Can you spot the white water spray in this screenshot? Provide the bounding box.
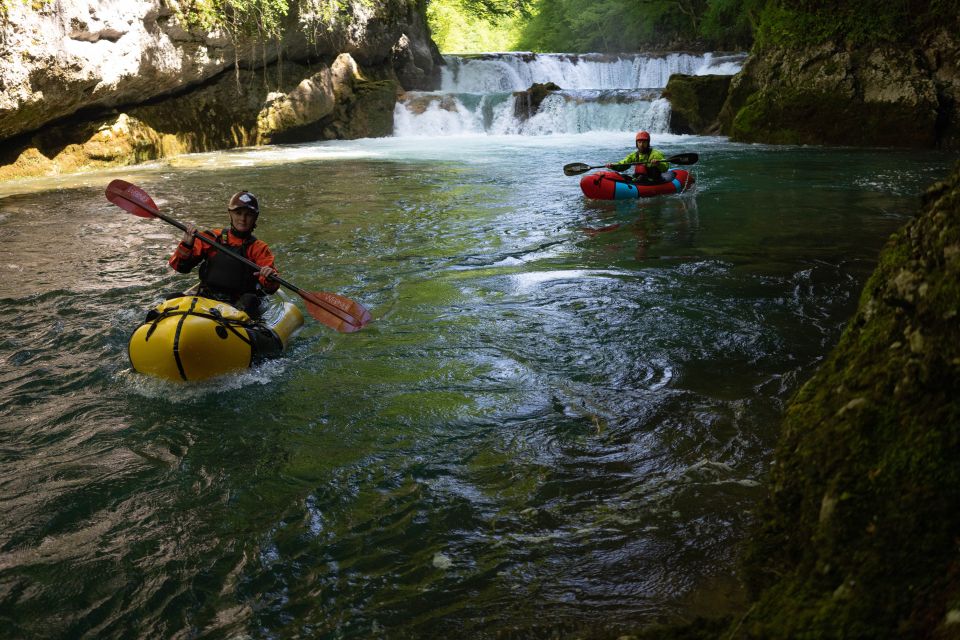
[394,52,746,137]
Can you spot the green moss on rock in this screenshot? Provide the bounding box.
[721,41,946,148]
[341,79,402,139]
[0,147,54,181]
[513,82,562,120]
[730,87,938,147]
[734,162,960,638]
[663,74,732,135]
[0,114,175,180]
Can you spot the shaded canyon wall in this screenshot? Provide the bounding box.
[727,161,960,638]
[717,30,960,148]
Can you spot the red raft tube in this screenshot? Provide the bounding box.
[580,169,695,200]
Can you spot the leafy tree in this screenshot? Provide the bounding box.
[456,0,532,17]
[427,0,525,52]
[517,0,699,52]
[510,0,758,52]
[699,0,762,49]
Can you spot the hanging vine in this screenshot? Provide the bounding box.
[171,0,326,91]
[169,0,369,42]
[170,0,288,45]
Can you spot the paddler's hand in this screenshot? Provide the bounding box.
[604,163,613,169]
[259,265,277,281]
[181,223,196,247]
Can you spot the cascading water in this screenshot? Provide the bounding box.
[393,52,746,136]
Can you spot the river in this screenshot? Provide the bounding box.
[0,53,955,639]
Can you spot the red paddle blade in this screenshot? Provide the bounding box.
[105,178,372,333]
[300,291,372,333]
[581,223,622,236]
[105,179,159,218]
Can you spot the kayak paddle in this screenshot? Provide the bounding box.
[563,152,699,176]
[104,179,372,333]
[564,162,631,176]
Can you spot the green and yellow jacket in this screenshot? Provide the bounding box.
[619,148,668,172]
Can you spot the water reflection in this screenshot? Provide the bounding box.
[0,135,953,638]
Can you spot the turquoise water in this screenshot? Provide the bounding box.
[0,133,954,638]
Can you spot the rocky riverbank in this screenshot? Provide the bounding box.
[720,36,959,149]
[732,162,960,638]
[0,0,442,181]
[662,20,959,149]
[627,159,960,640]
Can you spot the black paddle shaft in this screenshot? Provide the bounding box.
[563,153,699,176]
[149,205,309,296]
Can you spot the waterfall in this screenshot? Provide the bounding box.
[393,52,746,137]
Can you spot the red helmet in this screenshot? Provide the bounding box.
[635,131,651,142]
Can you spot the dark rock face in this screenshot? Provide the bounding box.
[735,162,960,637]
[718,34,960,149]
[512,82,562,120]
[663,74,733,135]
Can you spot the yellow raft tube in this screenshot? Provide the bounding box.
[128,294,304,381]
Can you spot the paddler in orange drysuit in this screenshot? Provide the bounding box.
[607,130,673,184]
[169,191,279,318]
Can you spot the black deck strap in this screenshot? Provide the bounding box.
[172,298,198,381]
[141,299,257,381]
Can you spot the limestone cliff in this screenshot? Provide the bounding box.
[718,28,960,149]
[0,0,443,180]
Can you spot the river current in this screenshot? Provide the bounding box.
[0,54,956,639]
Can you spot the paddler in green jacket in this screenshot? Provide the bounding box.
[607,130,671,184]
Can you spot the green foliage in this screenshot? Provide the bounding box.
[0,0,52,21]
[754,0,960,48]
[173,0,362,41]
[518,0,691,51]
[511,0,756,52]
[699,0,762,49]
[427,0,524,53]
[430,0,957,54]
[175,0,291,38]
[456,0,530,17]
[508,1,574,52]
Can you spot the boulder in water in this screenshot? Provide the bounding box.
[663,73,733,135]
[513,82,562,120]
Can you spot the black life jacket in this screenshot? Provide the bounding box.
[198,229,259,300]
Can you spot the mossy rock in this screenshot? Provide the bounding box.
[129,63,314,151]
[734,163,960,637]
[0,147,55,181]
[730,86,938,147]
[513,82,562,120]
[0,114,174,180]
[341,79,402,139]
[663,74,732,135]
[723,43,942,147]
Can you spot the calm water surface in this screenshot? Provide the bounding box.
[0,133,953,638]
